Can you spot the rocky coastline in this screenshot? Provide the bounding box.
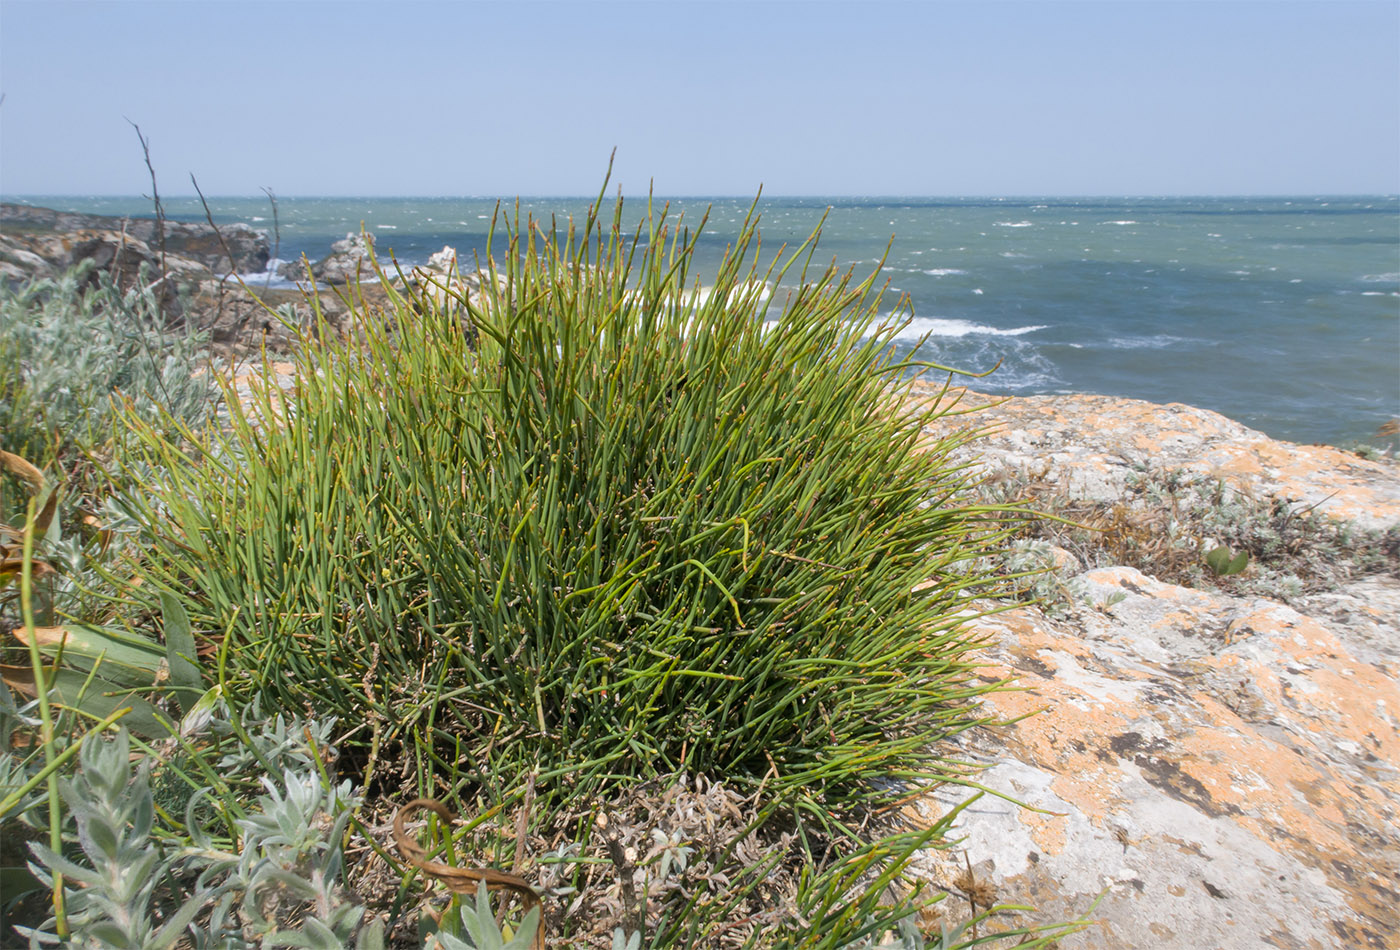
[3,203,1397,947]
[0,203,493,355]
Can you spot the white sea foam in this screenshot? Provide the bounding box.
[1104,220,1137,226]
[994,221,1035,228]
[1106,334,1189,350]
[627,281,772,312]
[226,261,298,290]
[922,268,967,276]
[1000,252,1030,259]
[1360,272,1399,283]
[376,224,398,229]
[887,318,1046,340]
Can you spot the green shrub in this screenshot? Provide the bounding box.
[127,191,1013,824]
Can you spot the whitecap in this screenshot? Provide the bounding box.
[999,252,1030,259]
[922,268,967,276]
[251,216,266,222]
[886,318,1046,340]
[972,288,984,295]
[376,224,398,229]
[1104,220,1137,226]
[1360,272,1399,283]
[1106,334,1189,350]
[994,221,1035,228]
[636,281,772,312]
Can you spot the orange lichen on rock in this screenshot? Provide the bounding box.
[915,570,1400,947]
[903,387,1399,949]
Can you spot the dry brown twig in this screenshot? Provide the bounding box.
[392,797,544,950]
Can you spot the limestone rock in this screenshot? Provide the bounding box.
[0,227,214,325]
[275,257,309,282]
[405,244,502,308]
[897,386,1400,946]
[906,568,1399,948]
[0,202,269,274]
[280,232,376,285]
[0,228,208,285]
[0,237,53,279]
[924,389,1399,531]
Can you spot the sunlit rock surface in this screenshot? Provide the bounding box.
[907,388,1399,949]
[929,389,1399,531]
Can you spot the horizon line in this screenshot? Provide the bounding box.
[4,192,1398,202]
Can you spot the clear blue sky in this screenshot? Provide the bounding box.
[1,0,1396,197]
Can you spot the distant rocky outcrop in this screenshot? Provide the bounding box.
[407,245,503,307]
[0,208,501,355]
[0,228,209,285]
[278,232,376,284]
[906,389,1400,948]
[0,225,213,321]
[1,203,269,274]
[0,202,345,354]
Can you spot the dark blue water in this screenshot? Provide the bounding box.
[8,194,1398,448]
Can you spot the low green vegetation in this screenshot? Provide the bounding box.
[980,466,1400,607]
[128,194,1013,813]
[0,189,1093,947]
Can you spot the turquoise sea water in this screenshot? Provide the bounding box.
[9,194,1399,448]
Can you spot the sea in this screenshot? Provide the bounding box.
[10,194,1399,450]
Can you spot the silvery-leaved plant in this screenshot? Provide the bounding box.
[611,926,642,950]
[19,711,384,950]
[422,880,540,950]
